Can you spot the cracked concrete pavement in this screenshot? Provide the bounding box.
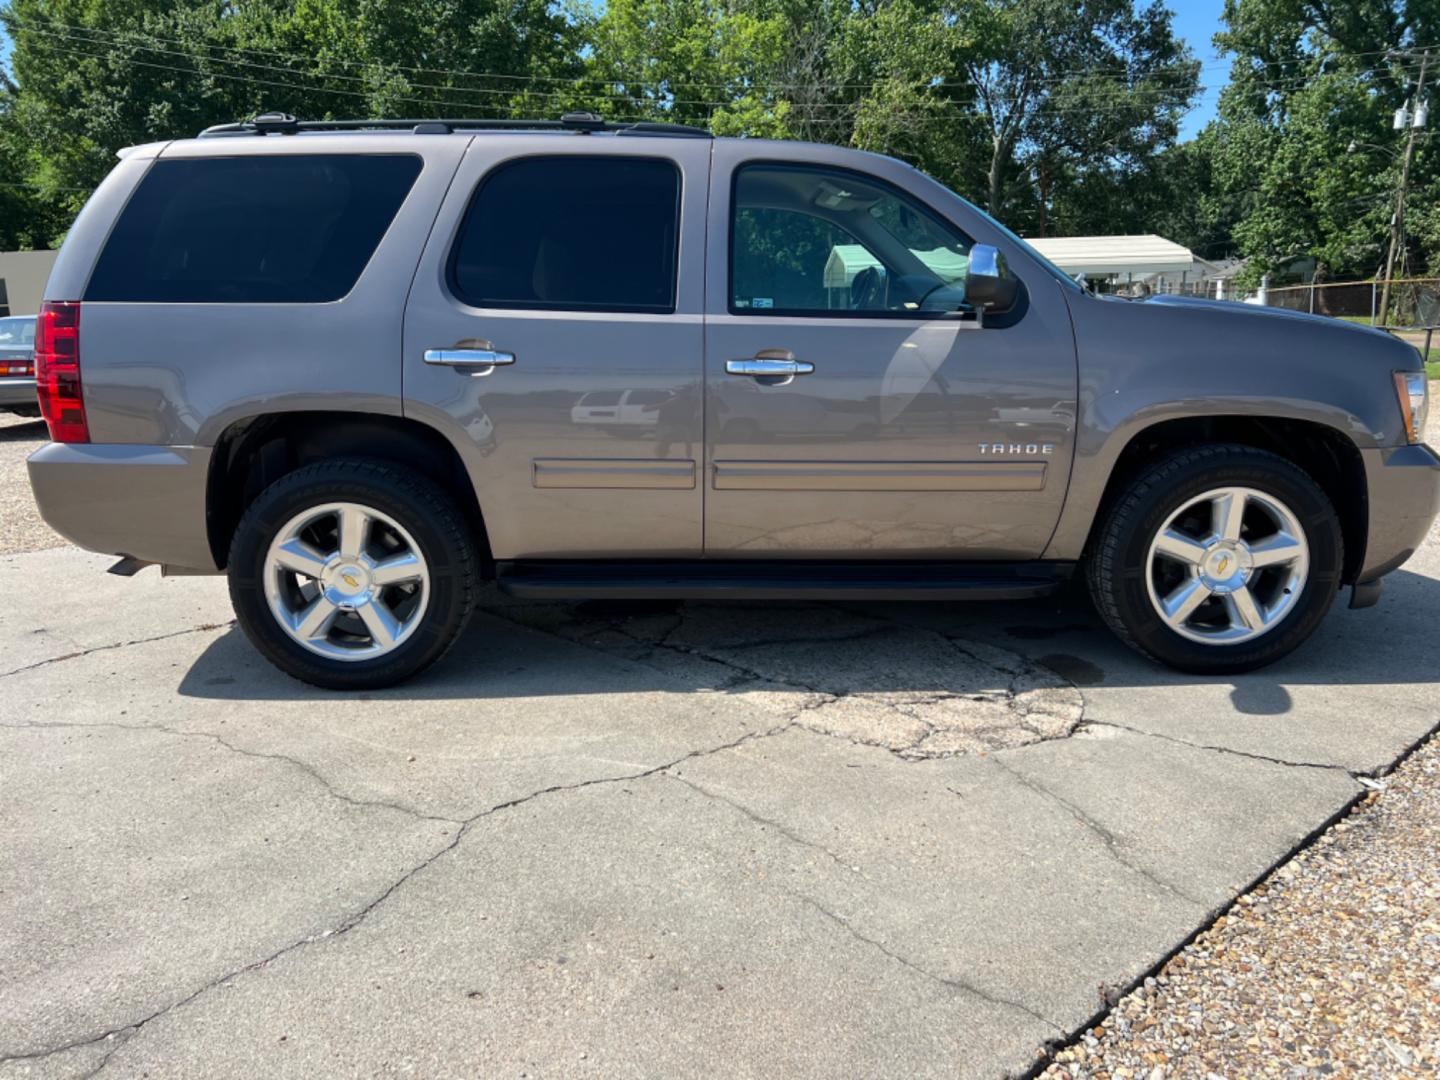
[2,528,1437,1078]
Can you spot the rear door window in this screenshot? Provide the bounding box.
[86,154,422,303]
[449,156,680,314]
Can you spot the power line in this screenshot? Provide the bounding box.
[7,14,1429,98]
[13,36,1225,119]
[11,27,1400,123]
[17,41,619,115]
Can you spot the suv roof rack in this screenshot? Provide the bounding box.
[198,110,712,139]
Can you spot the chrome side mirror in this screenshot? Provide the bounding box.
[964,244,1020,315]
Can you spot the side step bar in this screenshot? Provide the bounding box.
[495,560,1075,602]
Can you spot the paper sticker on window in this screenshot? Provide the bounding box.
[753,297,774,309]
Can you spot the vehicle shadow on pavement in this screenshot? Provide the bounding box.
[177,567,1440,718]
[0,419,45,442]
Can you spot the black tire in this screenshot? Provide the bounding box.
[228,459,478,690]
[1086,444,1343,674]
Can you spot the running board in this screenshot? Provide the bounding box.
[494,560,1074,602]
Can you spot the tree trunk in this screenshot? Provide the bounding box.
[1037,160,1050,237]
[988,136,1006,216]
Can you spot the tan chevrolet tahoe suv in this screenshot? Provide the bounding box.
[25,112,1440,689]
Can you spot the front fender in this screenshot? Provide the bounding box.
[1043,293,1408,561]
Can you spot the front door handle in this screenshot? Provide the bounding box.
[424,341,516,373]
[725,358,815,377]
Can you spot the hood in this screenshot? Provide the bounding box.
[1141,293,1398,342]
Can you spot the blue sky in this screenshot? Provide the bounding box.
[1172,0,1229,139]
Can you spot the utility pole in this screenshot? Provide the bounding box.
[1380,47,1431,326]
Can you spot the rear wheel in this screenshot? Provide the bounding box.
[228,459,478,689]
[1087,445,1343,674]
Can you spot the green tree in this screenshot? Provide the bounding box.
[1206,0,1440,283]
[0,0,583,244]
[582,0,970,161]
[0,0,1205,249]
[961,0,1199,227]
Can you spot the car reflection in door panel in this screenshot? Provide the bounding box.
[570,388,673,438]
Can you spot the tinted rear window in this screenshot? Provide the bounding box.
[87,155,422,303]
[449,156,679,313]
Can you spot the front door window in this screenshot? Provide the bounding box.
[729,164,973,318]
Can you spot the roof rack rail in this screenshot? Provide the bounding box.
[198,111,712,139]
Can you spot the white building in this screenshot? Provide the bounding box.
[1025,234,1194,291]
[0,249,59,316]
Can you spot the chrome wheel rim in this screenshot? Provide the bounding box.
[263,502,430,661]
[1145,486,1309,646]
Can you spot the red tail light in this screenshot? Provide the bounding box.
[35,301,87,443]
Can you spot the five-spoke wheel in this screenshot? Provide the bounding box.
[264,502,431,660]
[1145,486,1309,645]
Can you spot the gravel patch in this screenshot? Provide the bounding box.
[1041,732,1440,1079]
[0,412,63,555]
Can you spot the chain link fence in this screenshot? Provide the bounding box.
[1246,277,1440,329]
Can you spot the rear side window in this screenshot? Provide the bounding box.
[86,155,422,303]
[450,156,680,313]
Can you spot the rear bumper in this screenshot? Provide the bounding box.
[0,377,37,408]
[1357,442,1440,582]
[26,442,219,572]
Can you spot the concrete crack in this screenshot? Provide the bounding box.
[0,718,458,824]
[663,772,854,874]
[485,601,1088,762]
[0,621,234,680]
[1082,720,1350,774]
[792,893,1066,1037]
[637,622,836,698]
[0,719,795,1074]
[987,755,1209,909]
[677,624,896,653]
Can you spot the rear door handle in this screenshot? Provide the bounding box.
[725,358,815,377]
[424,346,516,372]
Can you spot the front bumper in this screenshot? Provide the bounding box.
[27,442,219,572]
[0,377,37,409]
[1357,441,1440,584]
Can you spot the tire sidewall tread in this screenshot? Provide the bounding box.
[228,458,477,690]
[1086,444,1343,675]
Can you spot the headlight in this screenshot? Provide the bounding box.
[1394,371,1430,443]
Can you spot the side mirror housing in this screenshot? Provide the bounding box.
[964,244,1020,315]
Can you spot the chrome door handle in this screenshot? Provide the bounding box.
[424,347,516,370]
[725,358,815,377]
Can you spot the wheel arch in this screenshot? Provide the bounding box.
[1070,415,1368,585]
[206,410,492,574]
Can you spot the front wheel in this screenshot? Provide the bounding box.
[1087,445,1343,674]
[228,459,478,690]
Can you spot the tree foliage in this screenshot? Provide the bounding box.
[1196,0,1440,284]
[0,0,1199,249]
